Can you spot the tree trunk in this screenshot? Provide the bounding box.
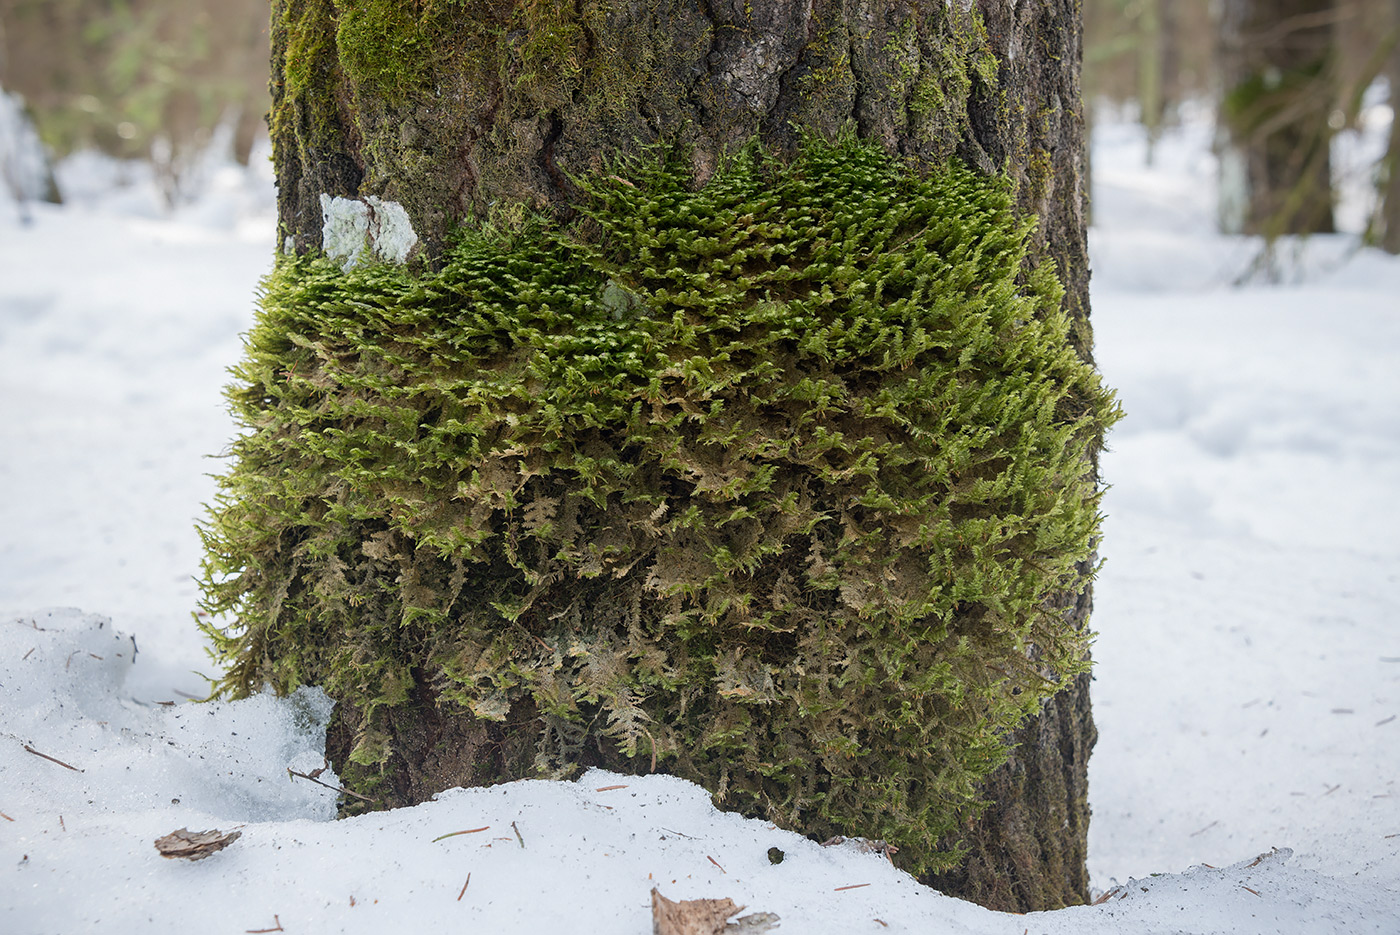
[269,0,1099,912]
[1382,1,1400,254]
[1217,0,1338,235]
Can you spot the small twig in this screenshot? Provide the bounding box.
[432,827,490,843]
[1189,820,1218,838]
[874,920,888,928]
[1383,833,1398,839]
[245,916,284,933]
[707,855,726,874]
[22,647,34,660]
[595,784,629,792]
[1241,885,1261,897]
[287,768,377,804]
[22,744,82,772]
[511,820,525,849]
[1323,784,1341,796]
[834,884,871,892]
[457,873,471,901]
[1091,889,1119,905]
[659,828,694,839]
[0,812,14,822]
[59,815,65,831]
[1376,715,1395,727]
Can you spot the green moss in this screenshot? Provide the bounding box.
[200,134,1120,877]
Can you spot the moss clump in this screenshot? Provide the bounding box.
[200,134,1119,876]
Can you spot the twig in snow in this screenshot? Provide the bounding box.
[287,768,377,804]
[457,873,471,901]
[707,855,726,874]
[1189,821,1218,837]
[432,827,490,842]
[511,820,524,848]
[22,744,82,772]
[22,647,34,660]
[1241,886,1261,897]
[0,811,14,822]
[1376,715,1396,727]
[1323,784,1341,796]
[595,784,629,792]
[58,815,65,831]
[245,916,284,933]
[834,884,870,892]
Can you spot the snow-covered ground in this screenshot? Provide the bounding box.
[2,105,1397,933]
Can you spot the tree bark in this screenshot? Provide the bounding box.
[272,0,1099,911]
[1217,0,1338,235]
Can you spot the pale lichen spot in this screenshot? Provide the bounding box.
[319,193,419,270]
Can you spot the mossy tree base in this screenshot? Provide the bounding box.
[232,0,1107,912]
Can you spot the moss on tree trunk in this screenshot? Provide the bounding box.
[249,0,1103,912]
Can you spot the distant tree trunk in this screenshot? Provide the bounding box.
[270,0,1100,912]
[1382,1,1400,254]
[1218,0,1338,235]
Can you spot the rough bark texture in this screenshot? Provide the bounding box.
[1217,0,1338,235]
[274,0,1098,911]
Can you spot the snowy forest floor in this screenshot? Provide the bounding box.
[2,108,1398,933]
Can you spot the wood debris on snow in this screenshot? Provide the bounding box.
[650,888,780,935]
[154,827,242,861]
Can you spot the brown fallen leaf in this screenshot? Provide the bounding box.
[650,888,780,935]
[154,827,242,861]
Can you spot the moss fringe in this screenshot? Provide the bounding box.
[200,134,1120,876]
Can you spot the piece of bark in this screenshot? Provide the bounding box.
[650,888,780,935]
[154,827,241,861]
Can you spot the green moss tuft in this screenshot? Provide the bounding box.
[200,134,1120,876]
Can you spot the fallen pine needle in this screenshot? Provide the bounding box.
[1242,886,1261,897]
[59,815,65,831]
[245,915,284,933]
[707,855,726,874]
[834,884,871,892]
[1189,820,1218,838]
[433,827,490,842]
[874,920,888,928]
[595,784,628,792]
[0,812,13,822]
[512,820,525,848]
[22,744,82,772]
[457,873,471,901]
[22,647,34,660]
[287,768,377,804]
[1091,889,1118,906]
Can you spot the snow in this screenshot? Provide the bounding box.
[2,108,1398,933]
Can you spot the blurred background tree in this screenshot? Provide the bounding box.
[1,1,1396,236]
[0,0,269,206]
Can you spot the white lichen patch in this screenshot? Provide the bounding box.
[319,193,419,271]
